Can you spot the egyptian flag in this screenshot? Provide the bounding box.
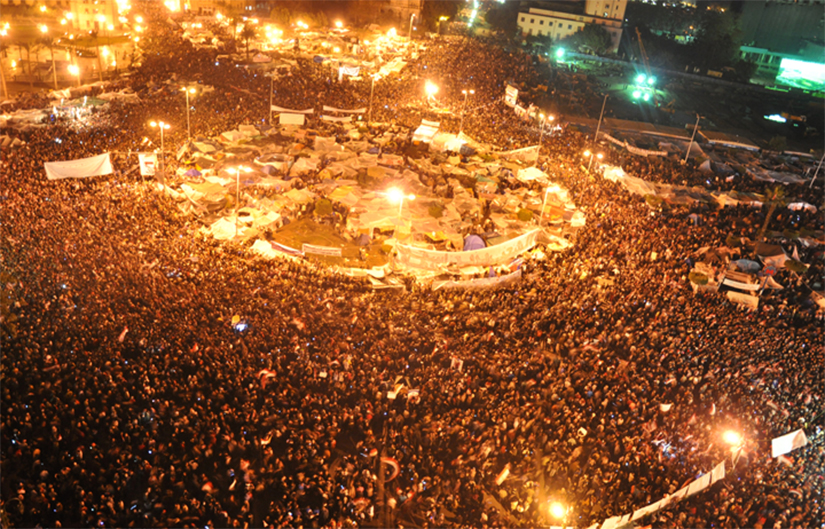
[381,457,400,481]
[258,369,277,388]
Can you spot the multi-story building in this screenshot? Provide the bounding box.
[516,0,628,53]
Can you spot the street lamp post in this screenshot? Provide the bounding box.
[268,74,274,126]
[539,184,560,228]
[593,93,608,145]
[684,113,702,165]
[182,87,196,140]
[459,88,474,135]
[0,27,8,99]
[229,166,252,237]
[149,120,170,177]
[585,150,603,172]
[408,13,416,40]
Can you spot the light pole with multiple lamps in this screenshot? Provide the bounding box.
[459,88,474,134]
[149,120,170,176]
[584,149,603,172]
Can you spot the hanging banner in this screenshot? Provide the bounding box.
[337,66,361,78]
[302,243,343,257]
[270,105,314,114]
[279,113,305,126]
[44,152,114,180]
[771,429,808,458]
[322,115,353,123]
[505,84,518,107]
[323,105,366,114]
[497,145,540,164]
[396,229,543,270]
[726,290,759,309]
[432,269,522,291]
[138,153,157,176]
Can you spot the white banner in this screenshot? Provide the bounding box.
[432,269,522,291]
[271,105,314,114]
[302,243,342,257]
[771,429,808,458]
[498,145,539,164]
[396,229,543,270]
[279,113,305,126]
[322,115,353,123]
[726,290,759,309]
[138,153,157,176]
[44,153,114,180]
[686,472,711,497]
[323,105,366,114]
[710,461,726,484]
[722,278,761,291]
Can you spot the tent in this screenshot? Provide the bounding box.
[733,259,761,273]
[463,234,486,252]
[184,168,202,177]
[355,233,371,246]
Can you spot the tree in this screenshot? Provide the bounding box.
[564,23,613,55]
[688,9,742,71]
[239,23,257,60]
[421,0,460,32]
[525,33,553,51]
[485,1,520,35]
[756,185,786,243]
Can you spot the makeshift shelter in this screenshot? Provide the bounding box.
[463,234,486,251]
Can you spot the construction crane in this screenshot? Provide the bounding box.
[635,28,659,106]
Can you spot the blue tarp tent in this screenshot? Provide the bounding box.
[463,234,485,251]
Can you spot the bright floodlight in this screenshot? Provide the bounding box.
[583,150,591,156]
[636,74,646,84]
[647,76,656,86]
[39,24,48,33]
[632,90,642,99]
[643,92,650,102]
[68,64,79,76]
[549,502,565,520]
[335,20,343,28]
[387,188,404,203]
[597,153,604,160]
[388,27,397,37]
[555,48,565,58]
[723,430,742,446]
[425,81,439,97]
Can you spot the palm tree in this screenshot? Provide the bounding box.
[37,34,58,90]
[239,24,257,61]
[757,185,786,243]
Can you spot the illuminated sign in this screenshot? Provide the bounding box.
[776,58,825,92]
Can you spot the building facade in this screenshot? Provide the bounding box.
[516,0,627,53]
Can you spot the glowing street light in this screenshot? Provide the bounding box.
[387,187,415,219]
[68,63,81,87]
[636,73,646,84]
[437,15,448,35]
[723,430,742,447]
[555,47,565,60]
[549,502,566,520]
[181,86,197,140]
[335,20,343,29]
[149,120,171,177]
[459,88,474,134]
[409,13,417,40]
[425,81,439,99]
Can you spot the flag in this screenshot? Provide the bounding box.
[117,326,129,343]
[138,153,157,176]
[44,152,114,180]
[202,481,216,493]
[660,403,673,412]
[495,464,510,485]
[381,457,400,481]
[258,369,277,388]
[771,429,809,458]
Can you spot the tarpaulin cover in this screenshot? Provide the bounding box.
[463,234,486,251]
[44,153,114,180]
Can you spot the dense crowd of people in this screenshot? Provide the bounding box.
[1,7,823,529]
